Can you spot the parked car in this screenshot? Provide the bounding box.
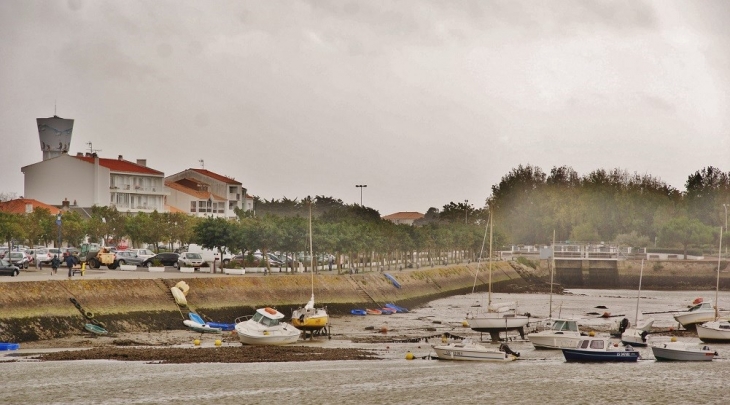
[35,249,52,265]
[178,252,204,269]
[141,253,180,268]
[8,251,29,269]
[0,259,20,276]
[114,251,145,267]
[129,248,155,261]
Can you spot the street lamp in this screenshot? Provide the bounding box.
[56,213,62,249]
[356,184,367,206]
[465,199,469,224]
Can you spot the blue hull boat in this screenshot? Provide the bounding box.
[562,337,639,362]
[384,273,402,289]
[351,309,367,316]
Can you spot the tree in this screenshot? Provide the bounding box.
[58,211,86,248]
[0,212,25,250]
[659,216,715,259]
[193,217,237,272]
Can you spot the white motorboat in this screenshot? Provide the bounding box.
[697,320,730,343]
[651,339,717,361]
[528,319,584,349]
[235,307,301,346]
[432,338,519,362]
[673,300,716,329]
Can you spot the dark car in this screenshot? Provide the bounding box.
[114,251,145,266]
[141,253,180,268]
[0,259,20,277]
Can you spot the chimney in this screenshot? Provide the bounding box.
[76,152,83,157]
[137,159,147,167]
[85,152,91,157]
[118,155,123,160]
[62,198,70,208]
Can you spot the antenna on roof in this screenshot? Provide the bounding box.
[199,159,204,169]
[86,142,102,154]
[54,100,57,117]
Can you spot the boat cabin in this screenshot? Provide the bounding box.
[551,320,579,333]
[687,302,714,312]
[252,307,284,326]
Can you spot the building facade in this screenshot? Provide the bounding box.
[165,168,247,219]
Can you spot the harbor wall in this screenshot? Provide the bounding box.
[0,263,532,343]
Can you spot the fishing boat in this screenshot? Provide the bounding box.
[696,227,730,343]
[621,260,654,347]
[528,319,584,349]
[235,307,301,345]
[561,337,640,363]
[291,203,329,333]
[466,213,529,336]
[432,338,519,362]
[651,338,717,361]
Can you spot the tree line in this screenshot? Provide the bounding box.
[1,165,728,263]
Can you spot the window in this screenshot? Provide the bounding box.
[190,201,196,213]
[589,340,604,350]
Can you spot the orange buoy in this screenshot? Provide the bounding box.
[264,307,277,315]
[693,297,703,305]
[380,326,388,334]
[601,312,611,318]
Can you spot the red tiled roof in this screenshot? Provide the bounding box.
[165,181,226,201]
[189,168,242,185]
[382,212,425,220]
[0,198,61,215]
[165,205,185,213]
[74,156,163,176]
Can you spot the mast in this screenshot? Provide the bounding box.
[488,210,493,308]
[471,212,490,294]
[309,201,314,297]
[634,259,644,326]
[715,227,723,321]
[549,230,555,319]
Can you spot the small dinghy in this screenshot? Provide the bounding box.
[183,320,222,333]
[0,342,20,351]
[84,323,108,335]
[366,309,382,315]
[350,309,367,316]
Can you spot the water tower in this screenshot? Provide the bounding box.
[37,115,74,161]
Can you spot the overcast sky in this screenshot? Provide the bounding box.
[1,0,728,215]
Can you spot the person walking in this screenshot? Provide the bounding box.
[50,254,60,276]
[64,253,75,278]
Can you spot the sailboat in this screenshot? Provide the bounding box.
[620,259,654,347]
[528,231,584,350]
[465,211,530,338]
[696,227,730,343]
[291,202,330,334]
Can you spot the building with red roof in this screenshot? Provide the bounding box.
[0,198,61,216]
[165,168,248,218]
[382,211,425,225]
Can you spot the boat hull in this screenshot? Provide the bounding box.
[291,314,329,331]
[620,328,649,347]
[562,348,639,362]
[696,321,730,343]
[673,311,714,328]
[651,343,715,361]
[433,344,516,362]
[528,333,582,350]
[468,315,530,332]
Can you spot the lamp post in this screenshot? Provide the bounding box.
[56,213,62,249]
[724,204,728,255]
[464,199,468,224]
[356,184,367,206]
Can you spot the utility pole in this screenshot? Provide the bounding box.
[356,184,367,206]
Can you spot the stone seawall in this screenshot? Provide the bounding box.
[0,263,531,343]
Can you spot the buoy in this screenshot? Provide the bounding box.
[589,331,595,337]
[441,335,447,343]
[671,336,677,342]
[462,320,469,327]
[214,339,222,346]
[264,307,277,315]
[405,351,414,360]
[193,339,201,346]
[380,326,388,334]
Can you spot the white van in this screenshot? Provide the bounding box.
[186,244,233,264]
